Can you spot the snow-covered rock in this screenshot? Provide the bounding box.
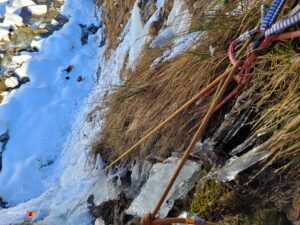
[15,63,28,79]
[0,120,8,142]
[3,13,23,27]
[51,19,59,26]
[31,37,44,50]
[4,77,18,88]
[5,6,21,15]
[12,54,32,64]
[28,5,47,15]
[127,157,201,217]
[0,27,10,42]
[94,218,105,225]
[12,0,36,8]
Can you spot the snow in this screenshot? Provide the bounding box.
[3,13,23,27]
[150,0,191,49]
[5,5,21,15]
[15,62,29,79]
[28,5,47,15]
[12,0,36,8]
[126,0,165,69]
[12,54,32,64]
[153,31,203,64]
[4,76,18,88]
[31,38,44,50]
[0,26,10,41]
[149,0,204,63]
[0,120,7,141]
[127,157,201,217]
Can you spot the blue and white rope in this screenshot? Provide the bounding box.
[265,10,300,36]
[261,0,287,32]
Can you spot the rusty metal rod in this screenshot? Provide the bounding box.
[152,218,215,225]
[151,60,242,217]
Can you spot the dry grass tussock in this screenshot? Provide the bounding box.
[247,44,300,170]
[91,1,261,164]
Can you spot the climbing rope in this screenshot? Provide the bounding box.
[265,10,300,36]
[260,0,287,32]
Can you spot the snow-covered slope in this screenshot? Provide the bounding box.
[0,0,121,224]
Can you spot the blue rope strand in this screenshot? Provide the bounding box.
[261,0,287,32]
[265,10,300,36]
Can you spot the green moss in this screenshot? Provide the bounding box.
[190,179,292,225]
[190,180,239,221]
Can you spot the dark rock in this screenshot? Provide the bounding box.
[0,195,8,209]
[20,7,32,24]
[89,192,133,225]
[80,23,100,45]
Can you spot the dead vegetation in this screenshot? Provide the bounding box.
[91,1,259,163]
[99,0,135,58]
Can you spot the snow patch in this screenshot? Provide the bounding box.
[12,54,32,64]
[4,76,18,88]
[150,0,191,48]
[3,13,23,27]
[28,5,47,16]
